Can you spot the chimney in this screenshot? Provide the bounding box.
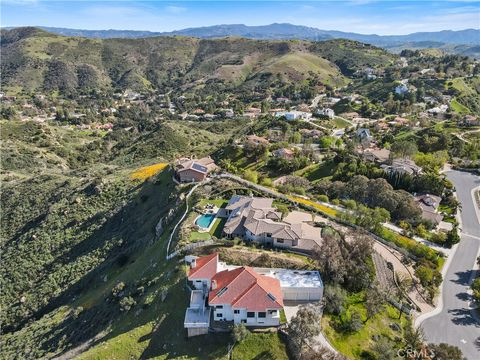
[191,259,197,269]
[211,280,217,290]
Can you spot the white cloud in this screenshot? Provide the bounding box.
[165,5,187,14]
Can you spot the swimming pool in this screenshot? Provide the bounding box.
[195,213,216,229]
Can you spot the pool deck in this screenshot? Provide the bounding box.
[194,207,219,233]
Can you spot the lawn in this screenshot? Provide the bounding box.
[332,117,352,128]
[231,333,289,360]
[198,199,228,208]
[450,99,470,114]
[296,161,336,182]
[322,293,408,359]
[210,218,227,239]
[190,231,212,242]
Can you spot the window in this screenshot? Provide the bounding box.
[266,233,272,237]
[277,239,284,243]
[234,310,240,314]
[247,312,255,318]
[258,312,266,318]
[216,305,223,309]
[241,320,246,324]
[268,310,277,315]
[216,313,223,318]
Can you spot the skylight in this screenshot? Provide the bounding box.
[217,287,228,297]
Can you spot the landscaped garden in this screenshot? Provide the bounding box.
[187,199,229,243]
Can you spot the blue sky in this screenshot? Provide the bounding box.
[2,1,479,35]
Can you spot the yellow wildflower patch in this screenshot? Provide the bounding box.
[130,163,168,181]
[287,195,338,217]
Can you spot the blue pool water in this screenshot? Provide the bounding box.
[196,213,216,228]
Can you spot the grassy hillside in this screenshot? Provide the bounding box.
[0,112,291,359]
[0,27,368,95]
[446,76,480,115]
[309,39,396,76]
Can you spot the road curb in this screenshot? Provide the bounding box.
[414,184,462,328]
[470,186,480,227]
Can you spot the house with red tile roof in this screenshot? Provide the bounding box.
[209,266,283,326]
[184,253,323,336]
[188,253,219,291]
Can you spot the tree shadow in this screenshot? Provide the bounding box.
[447,308,480,327]
[450,270,474,286]
[455,292,472,302]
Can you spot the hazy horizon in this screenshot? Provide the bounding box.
[2,1,480,36]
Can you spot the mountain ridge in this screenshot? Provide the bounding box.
[4,23,478,46]
[6,27,396,94]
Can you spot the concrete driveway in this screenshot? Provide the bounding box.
[420,170,480,359]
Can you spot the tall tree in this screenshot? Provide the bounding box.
[288,304,322,359]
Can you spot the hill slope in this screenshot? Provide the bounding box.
[0,112,254,358]
[22,24,480,46]
[0,27,400,94]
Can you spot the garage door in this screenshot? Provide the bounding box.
[282,290,309,301]
[282,289,322,301]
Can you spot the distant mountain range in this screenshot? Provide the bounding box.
[2,24,479,59]
[18,23,478,46]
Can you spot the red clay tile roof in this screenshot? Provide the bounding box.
[188,253,218,280]
[209,266,283,310]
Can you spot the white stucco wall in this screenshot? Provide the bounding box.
[213,304,280,326]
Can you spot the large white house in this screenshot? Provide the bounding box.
[184,253,323,336]
[316,108,335,119]
[275,110,312,121]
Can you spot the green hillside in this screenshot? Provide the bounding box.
[0,27,357,95]
[309,39,396,76]
[0,110,256,359]
[446,76,480,115]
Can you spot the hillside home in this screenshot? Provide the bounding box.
[222,196,323,252]
[246,135,270,146]
[363,148,391,163]
[316,108,335,119]
[273,148,294,160]
[356,128,373,143]
[323,97,341,106]
[275,111,312,121]
[381,158,422,176]
[243,107,262,119]
[395,80,410,95]
[342,112,359,120]
[414,194,444,226]
[461,115,480,126]
[184,253,323,336]
[427,104,448,115]
[174,156,218,183]
[300,129,322,139]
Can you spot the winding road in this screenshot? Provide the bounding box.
[420,170,480,359]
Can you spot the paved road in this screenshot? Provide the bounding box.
[421,170,480,359]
